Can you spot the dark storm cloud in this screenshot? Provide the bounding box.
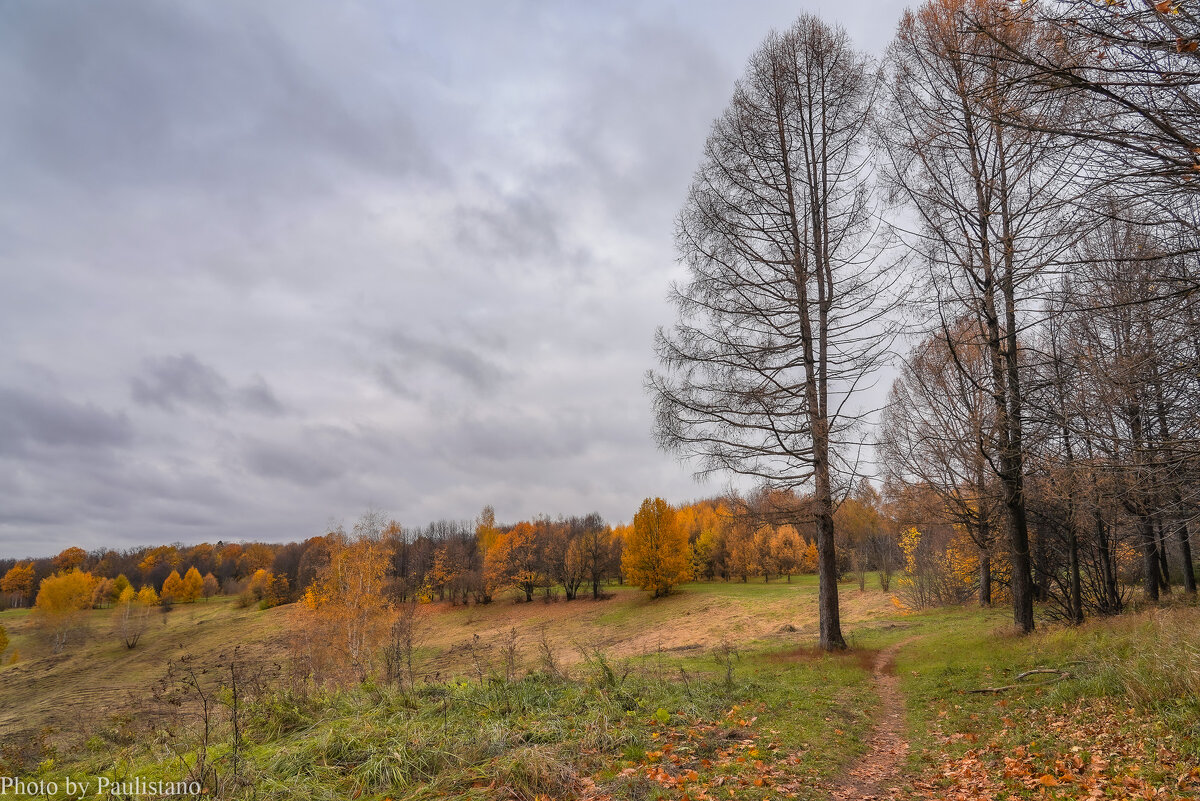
[0,0,906,557]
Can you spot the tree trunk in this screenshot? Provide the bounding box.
[1155,519,1172,593]
[1139,513,1161,602]
[812,449,847,651]
[979,551,992,607]
[1067,522,1083,625]
[1179,521,1197,595]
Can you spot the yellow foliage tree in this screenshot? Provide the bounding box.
[799,541,819,573]
[113,586,154,649]
[772,525,805,581]
[181,567,204,603]
[295,536,391,684]
[1,562,35,608]
[201,573,220,599]
[622,498,692,597]
[161,570,184,603]
[34,570,97,652]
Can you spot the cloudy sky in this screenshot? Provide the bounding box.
[0,0,907,558]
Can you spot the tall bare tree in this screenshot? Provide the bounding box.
[878,0,1085,632]
[650,15,891,651]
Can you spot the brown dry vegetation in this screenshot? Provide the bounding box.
[0,598,285,741]
[0,579,892,749]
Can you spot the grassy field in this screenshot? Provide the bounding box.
[0,580,1197,800]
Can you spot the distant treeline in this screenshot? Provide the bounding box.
[0,488,903,612]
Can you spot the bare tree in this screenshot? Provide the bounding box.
[972,0,1200,217]
[649,15,892,651]
[880,321,1003,607]
[877,0,1087,632]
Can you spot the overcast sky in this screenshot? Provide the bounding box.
[0,0,908,558]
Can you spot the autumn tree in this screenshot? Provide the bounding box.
[973,0,1200,223]
[569,513,617,599]
[650,16,891,649]
[34,570,97,653]
[201,573,219,599]
[109,574,131,603]
[113,585,155,649]
[2,562,35,608]
[484,522,546,602]
[51,546,87,573]
[182,567,204,603]
[0,624,7,661]
[161,570,184,604]
[622,498,692,597]
[878,0,1085,632]
[295,523,392,684]
[773,525,805,581]
[880,323,1003,606]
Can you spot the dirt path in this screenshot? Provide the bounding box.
[828,639,914,801]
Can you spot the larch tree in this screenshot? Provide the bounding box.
[622,497,692,597]
[161,570,184,604]
[650,15,891,650]
[483,522,546,602]
[201,573,220,599]
[877,0,1085,632]
[182,567,204,603]
[1,562,35,608]
[880,321,1003,607]
[51,546,87,573]
[113,585,154,649]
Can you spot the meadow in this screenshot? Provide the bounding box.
[1,579,1198,800]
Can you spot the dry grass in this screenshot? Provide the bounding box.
[0,597,286,741]
[0,578,895,749]
[417,579,895,678]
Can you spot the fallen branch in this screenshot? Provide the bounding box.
[969,667,1074,694]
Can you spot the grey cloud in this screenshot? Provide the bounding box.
[131,354,286,416]
[0,385,133,456]
[242,439,343,488]
[0,0,437,197]
[237,376,287,417]
[384,330,509,392]
[131,354,229,412]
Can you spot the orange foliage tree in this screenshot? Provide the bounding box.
[484,522,545,602]
[2,562,35,607]
[622,498,692,597]
[51,546,87,573]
